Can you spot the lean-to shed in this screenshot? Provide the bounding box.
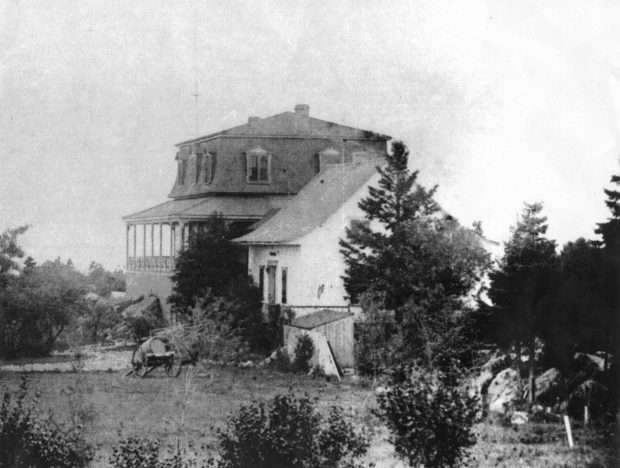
[284,309,354,369]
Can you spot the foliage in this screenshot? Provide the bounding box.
[376,367,478,468]
[123,295,167,341]
[354,293,403,375]
[80,297,118,343]
[0,258,87,357]
[86,262,126,296]
[340,141,490,375]
[214,392,368,468]
[169,215,279,353]
[340,141,490,321]
[292,334,315,373]
[169,215,245,311]
[0,225,29,285]
[486,202,558,401]
[0,377,92,468]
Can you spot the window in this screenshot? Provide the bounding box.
[281,267,287,304]
[259,266,265,301]
[180,160,187,185]
[246,148,270,183]
[204,153,215,183]
[195,154,202,184]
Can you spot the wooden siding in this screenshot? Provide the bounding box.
[284,314,354,369]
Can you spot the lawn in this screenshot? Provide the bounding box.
[0,365,615,467]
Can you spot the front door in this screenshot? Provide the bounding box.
[267,265,277,305]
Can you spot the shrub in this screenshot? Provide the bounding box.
[376,368,478,468]
[110,436,209,468]
[0,377,92,468]
[292,334,315,373]
[214,392,368,468]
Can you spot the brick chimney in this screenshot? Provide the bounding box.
[294,104,309,118]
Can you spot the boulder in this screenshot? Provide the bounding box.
[510,411,529,425]
[488,368,521,414]
[468,352,511,401]
[574,352,605,372]
[535,368,563,405]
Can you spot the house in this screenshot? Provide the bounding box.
[123,105,391,320]
[233,159,382,317]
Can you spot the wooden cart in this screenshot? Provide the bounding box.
[130,336,183,378]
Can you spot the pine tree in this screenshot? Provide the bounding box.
[340,141,490,331]
[339,141,440,316]
[593,173,620,370]
[488,202,557,402]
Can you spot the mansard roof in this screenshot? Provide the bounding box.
[176,105,390,146]
[233,160,381,245]
[122,194,293,223]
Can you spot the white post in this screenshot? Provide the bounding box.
[563,415,574,449]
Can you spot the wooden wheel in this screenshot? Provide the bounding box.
[166,354,182,377]
[132,346,148,378]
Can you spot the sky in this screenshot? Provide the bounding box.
[1,0,619,271]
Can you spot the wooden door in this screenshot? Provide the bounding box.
[267,265,276,304]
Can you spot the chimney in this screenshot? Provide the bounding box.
[294,104,309,118]
[248,116,260,127]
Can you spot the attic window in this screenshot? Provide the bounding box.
[204,153,215,183]
[195,154,202,184]
[180,159,187,185]
[246,148,270,183]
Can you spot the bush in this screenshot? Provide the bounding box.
[214,392,368,468]
[110,436,209,468]
[376,368,478,468]
[0,377,92,468]
[292,334,315,373]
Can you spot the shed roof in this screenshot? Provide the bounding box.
[123,195,293,222]
[233,160,381,244]
[290,309,354,329]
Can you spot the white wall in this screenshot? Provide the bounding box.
[247,172,381,309]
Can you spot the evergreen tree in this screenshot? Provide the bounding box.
[488,202,557,402]
[169,214,245,311]
[593,173,620,370]
[340,141,440,317]
[340,141,490,372]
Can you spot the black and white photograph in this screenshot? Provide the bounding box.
[1,1,619,466]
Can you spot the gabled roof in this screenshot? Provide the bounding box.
[123,195,293,222]
[177,106,390,146]
[233,160,381,244]
[290,309,354,329]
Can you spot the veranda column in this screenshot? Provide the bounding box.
[133,224,137,270]
[126,224,130,269]
[151,223,155,258]
[159,223,163,257]
[169,223,174,258]
[143,224,146,266]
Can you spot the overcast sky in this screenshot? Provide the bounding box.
[1,0,619,271]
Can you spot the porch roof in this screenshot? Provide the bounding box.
[123,195,293,223]
[233,160,380,244]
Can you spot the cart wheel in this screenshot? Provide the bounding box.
[131,346,148,378]
[166,355,182,377]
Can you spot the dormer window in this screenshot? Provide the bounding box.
[195,153,202,184]
[180,159,187,185]
[204,152,215,183]
[246,147,270,183]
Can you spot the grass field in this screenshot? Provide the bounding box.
[0,365,615,467]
